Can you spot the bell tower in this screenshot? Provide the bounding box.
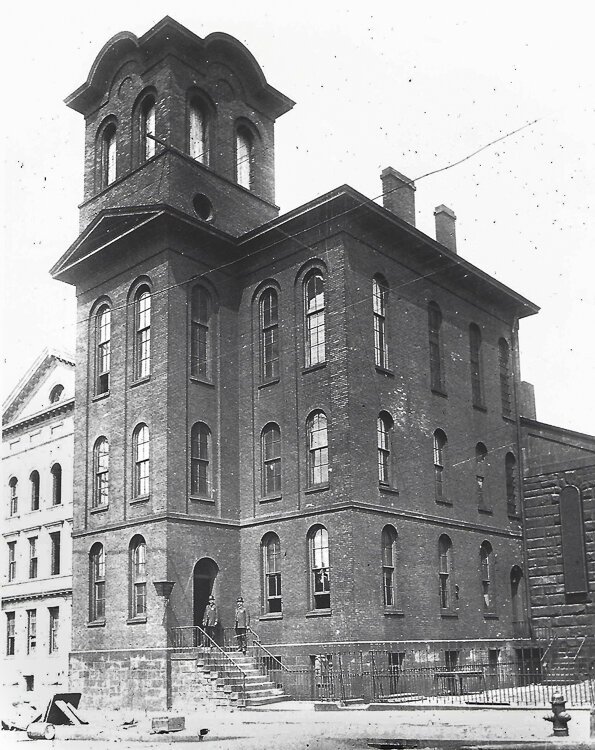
[66,16,294,236]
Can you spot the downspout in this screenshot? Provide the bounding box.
[511,314,534,638]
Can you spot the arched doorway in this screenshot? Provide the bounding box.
[193,558,219,629]
[510,565,526,635]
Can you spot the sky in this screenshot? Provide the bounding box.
[2,1,594,433]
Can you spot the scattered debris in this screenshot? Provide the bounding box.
[1,700,41,731]
[122,718,138,729]
[199,727,210,741]
[26,722,56,740]
[151,715,186,734]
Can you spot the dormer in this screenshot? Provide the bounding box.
[66,17,294,237]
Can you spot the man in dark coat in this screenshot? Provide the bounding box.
[202,595,219,646]
[234,596,250,654]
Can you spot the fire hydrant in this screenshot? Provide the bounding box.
[543,692,571,737]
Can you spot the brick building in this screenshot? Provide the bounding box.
[50,17,542,707]
[2,350,75,695]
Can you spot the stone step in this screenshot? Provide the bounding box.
[245,695,291,707]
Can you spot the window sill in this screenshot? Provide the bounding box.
[92,392,110,403]
[260,494,282,503]
[473,403,488,413]
[130,495,150,505]
[87,619,106,628]
[379,485,399,496]
[190,495,215,504]
[384,609,404,617]
[259,613,283,621]
[190,376,215,388]
[305,483,330,495]
[90,504,109,514]
[502,414,516,423]
[302,362,327,375]
[483,613,499,620]
[130,376,151,389]
[258,378,280,389]
[375,366,394,378]
[478,506,493,515]
[440,610,459,619]
[127,616,147,625]
[435,498,452,506]
[306,609,332,618]
[431,387,448,398]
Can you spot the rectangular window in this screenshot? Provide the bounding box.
[6,612,15,656]
[8,541,16,582]
[27,610,36,654]
[191,322,208,377]
[50,531,61,576]
[373,278,388,368]
[29,537,38,579]
[49,607,59,654]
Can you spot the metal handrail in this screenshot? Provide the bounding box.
[572,635,587,663]
[171,625,247,699]
[247,626,292,673]
[540,633,558,667]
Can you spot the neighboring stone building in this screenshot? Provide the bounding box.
[50,17,542,707]
[1,350,75,694]
[521,416,594,649]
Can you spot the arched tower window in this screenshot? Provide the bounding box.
[191,422,211,497]
[373,275,389,368]
[190,286,211,379]
[89,543,105,622]
[133,424,150,498]
[134,286,151,380]
[499,338,512,417]
[95,304,111,395]
[505,452,517,515]
[306,411,328,487]
[30,471,40,511]
[428,302,444,392]
[469,324,484,407]
[261,423,281,497]
[129,536,147,618]
[189,97,208,164]
[102,123,117,186]
[260,288,279,381]
[377,411,394,486]
[382,525,398,608]
[438,534,454,611]
[475,442,488,511]
[480,541,495,613]
[433,429,448,503]
[93,437,109,507]
[236,126,253,188]
[261,533,282,613]
[51,464,62,506]
[9,477,18,516]
[309,525,330,610]
[304,272,325,367]
[141,97,156,160]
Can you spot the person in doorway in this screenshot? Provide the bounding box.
[202,595,219,647]
[234,596,250,654]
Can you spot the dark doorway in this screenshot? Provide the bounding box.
[510,565,526,635]
[193,558,219,631]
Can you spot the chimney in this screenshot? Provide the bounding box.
[434,205,457,253]
[380,167,416,226]
[519,381,537,420]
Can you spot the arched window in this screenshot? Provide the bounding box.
[261,423,281,496]
[433,429,448,503]
[304,272,325,367]
[49,384,64,403]
[475,442,488,511]
[377,412,394,486]
[428,302,444,392]
[480,541,495,613]
[141,97,156,160]
[499,338,512,417]
[134,287,151,380]
[51,464,62,506]
[93,437,109,507]
[95,305,111,395]
[102,123,117,186]
[262,533,282,613]
[190,422,211,497]
[133,424,150,498]
[190,286,211,378]
[307,411,328,487]
[469,324,483,407]
[260,289,279,381]
[382,525,398,608]
[309,526,330,610]
[189,97,208,164]
[89,543,105,622]
[236,125,253,188]
[505,452,517,515]
[373,276,389,368]
[130,536,147,618]
[30,471,40,511]
[9,477,18,516]
[438,534,454,610]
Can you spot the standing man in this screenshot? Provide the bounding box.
[202,595,219,647]
[234,596,250,654]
